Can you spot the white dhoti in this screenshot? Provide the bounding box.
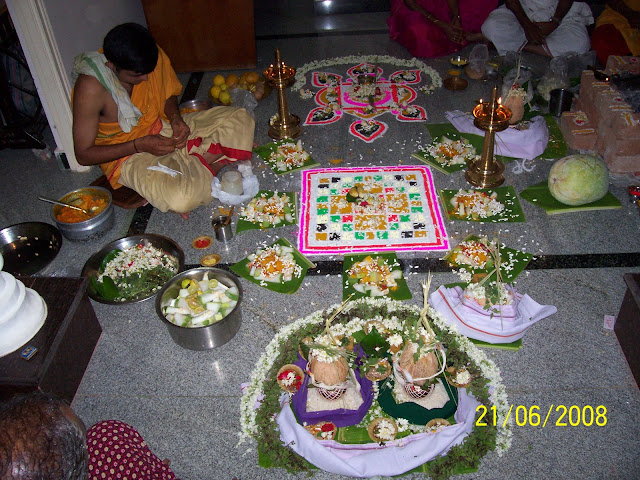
[481,1,594,57]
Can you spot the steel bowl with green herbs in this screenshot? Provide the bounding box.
[82,234,184,304]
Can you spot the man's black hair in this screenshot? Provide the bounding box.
[103,22,158,74]
[0,391,88,480]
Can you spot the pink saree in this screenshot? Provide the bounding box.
[387,0,498,58]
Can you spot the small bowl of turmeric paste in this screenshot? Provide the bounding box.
[50,186,114,242]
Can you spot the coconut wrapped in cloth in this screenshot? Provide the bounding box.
[397,342,440,387]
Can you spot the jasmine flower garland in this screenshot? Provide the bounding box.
[292,55,443,91]
[238,297,512,478]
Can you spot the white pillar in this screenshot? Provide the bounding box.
[6,0,88,171]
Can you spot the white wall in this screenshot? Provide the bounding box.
[43,0,146,81]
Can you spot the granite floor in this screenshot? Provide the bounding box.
[1,7,640,480]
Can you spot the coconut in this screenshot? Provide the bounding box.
[548,154,609,206]
[309,353,348,386]
[504,93,524,124]
[398,342,439,386]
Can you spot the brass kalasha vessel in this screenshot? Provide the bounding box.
[466,85,512,188]
[263,48,301,140]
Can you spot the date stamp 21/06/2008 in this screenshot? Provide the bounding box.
[476,404,608,428]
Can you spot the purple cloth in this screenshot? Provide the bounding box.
[292,349,374,428]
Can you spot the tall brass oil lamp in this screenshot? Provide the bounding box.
[466,85,511,188]
[263,48,301,140]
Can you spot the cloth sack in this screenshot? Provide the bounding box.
[210,160,259,205]
[429,285,557,344]
[277,387,480,478]
[445,110,549,159]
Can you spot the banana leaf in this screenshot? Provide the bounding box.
[520,181,622,214]
[253,140,319,175]
[439,186,526,222]
[342,252,412,301]
[230,238,315,294]
[443,235,532,283]
[236,190,297,233]
[412,124,513,174]
[471,338,523,350]
[539,115,567,159]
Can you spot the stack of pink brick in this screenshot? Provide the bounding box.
[559,56,640,173]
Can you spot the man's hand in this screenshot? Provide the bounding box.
[163,95,189,148]
[136,134,178,156]
[521,19,546,45]
[170,115,190,149]
[536,21,558,37]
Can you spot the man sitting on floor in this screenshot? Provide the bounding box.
[72,23,255,215]
[481,0,593,57]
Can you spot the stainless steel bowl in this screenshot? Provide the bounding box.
[155,267,243,350]
[179,98,213,115]
[82,234,185,305]
[0,222,62,275]
[50,186,114,242]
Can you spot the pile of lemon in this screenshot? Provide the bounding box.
[209,72,262,105]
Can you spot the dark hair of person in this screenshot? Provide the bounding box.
[103,22,159,74]
[0,391,88,480]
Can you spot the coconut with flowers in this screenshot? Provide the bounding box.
[397,341,440,387]
[393,279,447,399]
[307,343,351,400]
[309,349,349,386]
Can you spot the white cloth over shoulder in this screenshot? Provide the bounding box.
[445,110,549,160]
[429,285,557,344]
[276,389,480,478]
[71,51,142,133]
[481,1,594,57]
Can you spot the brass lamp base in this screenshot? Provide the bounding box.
[264,48,302,141]
[268,114,302,141]
[465,156,505,188]
[466,86,511,188]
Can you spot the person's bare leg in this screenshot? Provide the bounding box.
[170,210,191,219]
[200,152,226,175]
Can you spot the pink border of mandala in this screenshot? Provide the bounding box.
[298,166,449,255]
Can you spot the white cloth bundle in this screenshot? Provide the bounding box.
[276,389,480,478]
[429,285,557,344]
[445,110,549,160]
[210,161,259,205]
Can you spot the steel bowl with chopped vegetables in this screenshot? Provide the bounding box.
[155,267,243,350]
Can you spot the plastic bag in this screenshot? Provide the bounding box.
[210,160,259,205]
[563,51,596,79]
[502,66,534,103]
[536,56,571,101]
[466,44,489,79]
[469,44,488,69]
[230,88,258,118]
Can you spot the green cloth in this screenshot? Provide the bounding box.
[378,379,459,425]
